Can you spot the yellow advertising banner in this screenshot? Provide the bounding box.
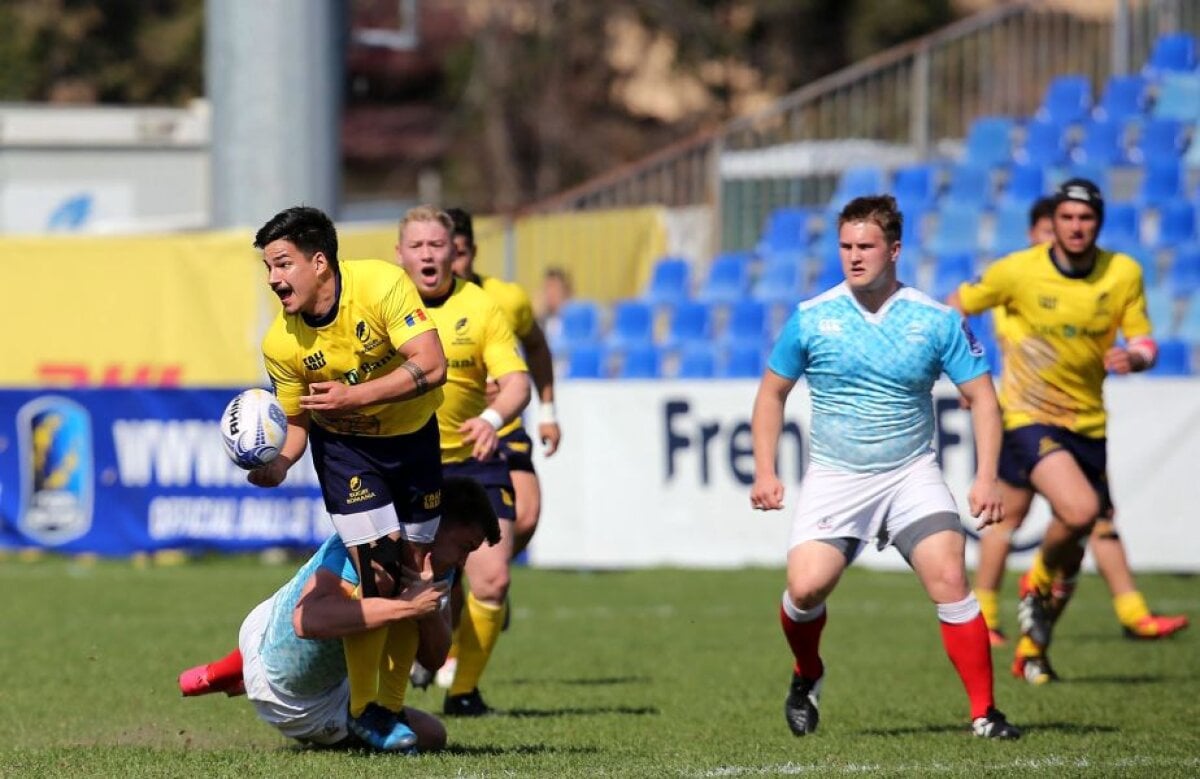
[0,208,665,387]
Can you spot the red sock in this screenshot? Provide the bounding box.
[939,614,993,719]
[779,605,826,680]
[206,648,244,688]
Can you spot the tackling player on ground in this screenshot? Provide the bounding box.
[752,195,1020,739]
[949,179,1164,685]
[966,197,1188,648]
[178,478,501,752]
[395,205,532,716]
[248,206,447,749]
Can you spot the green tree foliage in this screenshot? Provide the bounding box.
[0,0,203,104]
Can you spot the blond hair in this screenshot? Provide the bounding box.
[399,205,454,237]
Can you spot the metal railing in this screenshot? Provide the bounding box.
[522,0,1199,231]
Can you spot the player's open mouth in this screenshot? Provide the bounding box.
[420,267,438,280]
[275,288,293,304]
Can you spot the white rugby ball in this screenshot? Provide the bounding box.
[220,388,287,470]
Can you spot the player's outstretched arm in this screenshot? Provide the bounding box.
[750,369,795,511]
[520,321,562,455]
[299,330,448,415]
[249,413,309,488]
[461,370,531,461]
[958,374,1004,529]
[293,568,447,640]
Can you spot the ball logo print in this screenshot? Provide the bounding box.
[220,388,286,470]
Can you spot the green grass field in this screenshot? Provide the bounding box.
[0,557,1197,777]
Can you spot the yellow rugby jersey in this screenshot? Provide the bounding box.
[262,259,443,436]
[477,275,536,437]
[428,278,529,463]
[957,244,1152,438]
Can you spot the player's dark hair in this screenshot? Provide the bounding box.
[1029,196,1057,227]
[838,195,903,245]
[440,476,501,545]
[446,207,475,249]
[254,206,339,270]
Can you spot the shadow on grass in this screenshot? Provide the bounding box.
[859,721,1118,737]
[502,705,659,718]
[507,675,651,687]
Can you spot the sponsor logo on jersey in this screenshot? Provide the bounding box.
[455,317,469,334]
[355,320,385,351]
[501,488,514,507]
[818,318,842,335]
[961,319,985,357]
[448,357,477,369]
[1094,292,1110,317]
[1038,295,1057,310]
[303,351,327,371]
[17,396,94,545]
[907,322,928,343]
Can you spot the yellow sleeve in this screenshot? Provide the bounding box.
[506,283,536,339]
[1118,261,1153,340]
[263,349,304,417]
[380,269,438,348]
[482,300,529,379]
[956,258,1015,315]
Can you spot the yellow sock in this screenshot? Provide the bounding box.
[976,588,1001,631]
[449,593,507,696]
[376,621,420,713]
[1113,591,1151,628]
[1015,635,1042,659]
[1027,550,1054,594]
[343,626,387,717]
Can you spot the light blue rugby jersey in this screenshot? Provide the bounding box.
[259,535,359,697]
[767,283,988,473]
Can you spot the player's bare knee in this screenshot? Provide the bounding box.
[786,580,832,610]
[471,569,511,602]
[1056,498,1100,531]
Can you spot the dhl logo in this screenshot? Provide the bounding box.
[37,363,183,387]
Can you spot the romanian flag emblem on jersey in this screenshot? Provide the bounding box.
[404,309,428,327]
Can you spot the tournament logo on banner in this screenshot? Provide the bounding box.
[16,396,94,545]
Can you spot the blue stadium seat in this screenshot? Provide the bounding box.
[892,164,940,212]
[1176,295,1200,343]
[931,252,975,300]
[830,166,885,207]
[663,300,712,349]
[1105,234,1158,287]
[1138,161,1184,207]
[616,343,662,379]
[566,343,606,379]
[753,258,804,304]
[1094,74,1147,122]
[721,298,768,346]
[928,204,983,256]
[608,299,655,347]
[643,256,691,306]
[1073,118,1129,166]
[676,343,718,379]
[1099,202,1141,245]
[1148,339,1192,375]
[964,116,1015,168]
[1152,73,1200,122]
[1016,120,1069,167]
[945,164,992,208]
[1155,199,1196,249]
[810,252,845,294]
[998,163,1046,209]
[1145,287,1176,336]
[698,251,753,305]
[1168,243,1200,298]
[720,343,764,378]
[901,207,929,253]
[1038,75,1092,125]
[557,300,602,350]
[1134,118,1184,166]
[758,207,812,254]
[990,202,1033,256]
[1143,32,1198,79]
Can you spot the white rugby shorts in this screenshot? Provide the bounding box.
[239,596,351,746]
[788,451,959,553]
